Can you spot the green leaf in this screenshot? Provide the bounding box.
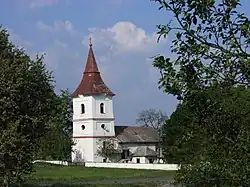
[176,32,182,39]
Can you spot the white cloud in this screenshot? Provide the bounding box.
[36,20,74,34]
[110,22,158,52]
[28,20,175,124]
[83,21,166,53]
[28,0,58,8]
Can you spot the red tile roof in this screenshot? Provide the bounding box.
[72,42,115,97]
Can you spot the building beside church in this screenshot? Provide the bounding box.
[71,40,161,164]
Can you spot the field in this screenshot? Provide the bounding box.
[23,163,176,186]
[20,183,165,187]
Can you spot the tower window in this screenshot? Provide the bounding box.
[101,124,105,129]
[81,104,85,114]
[100,103,104,114]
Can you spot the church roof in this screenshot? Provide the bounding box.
[115,126,159,143]
[132,146,157,157]
[72,40,114,97]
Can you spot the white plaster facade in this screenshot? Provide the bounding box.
[71,94,115,162]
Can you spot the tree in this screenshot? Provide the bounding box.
[0,26,57,186]
[136,108,168,134]
[36,90,74,161]
[151,0,250,186]
[164,86,250,186]
[96,138,121,162]
[136,109,168,162]
[161,103,193,164]
[152,0,250,100]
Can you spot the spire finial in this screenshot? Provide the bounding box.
[89,37,92,47]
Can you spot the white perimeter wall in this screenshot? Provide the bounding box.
[33,160,69,166]
[85,162,179,170]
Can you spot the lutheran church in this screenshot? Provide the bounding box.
[71,40,162,164]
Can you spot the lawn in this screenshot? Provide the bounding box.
[19,182,164,187]
[24,163,175,186]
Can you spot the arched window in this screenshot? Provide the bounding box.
[81,104,85,114]
[100,103,104,114]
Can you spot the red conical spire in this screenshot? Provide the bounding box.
[84,37,99,73]
[72,38,115,97]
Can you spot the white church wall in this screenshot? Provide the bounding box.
[95,120,115,137]
[72,120,116,162]
[72,138,95,162]
[73,95,114,120]
[85,162,180,171]
[73,120,115,137]
[73,95,94,119]
[92,95,114,119]
[72,94,115,163]
[72,137,111,163]
[73,121,92,137]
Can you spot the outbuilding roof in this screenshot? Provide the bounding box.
[132,146,157,157]
[115,126,159,143]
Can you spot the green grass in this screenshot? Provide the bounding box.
[17,182,163,187]
[92,183,162,187]
[25,163,175,185]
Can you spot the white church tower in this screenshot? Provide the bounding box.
[71,39,115,163]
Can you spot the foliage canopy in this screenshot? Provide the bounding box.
[0,26,74,186]
[162,86,250,186]
[153,0,250,100]
[0,26,57,186]
[152,0,250,186]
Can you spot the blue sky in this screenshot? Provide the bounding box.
[1,0,249,125]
